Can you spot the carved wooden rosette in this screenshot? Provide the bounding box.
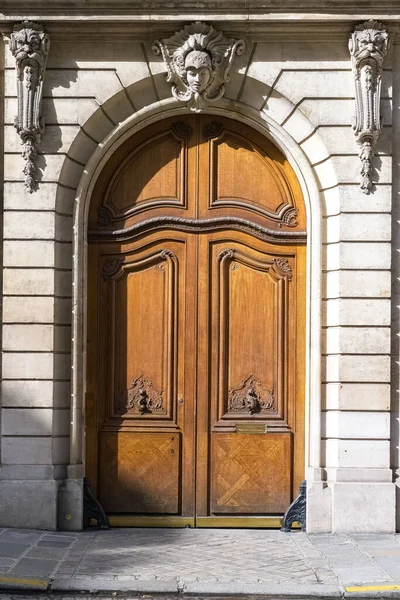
[10,21,50,193]
[216,248,292,426]
[349,21,388,194]
[152,22,245,112]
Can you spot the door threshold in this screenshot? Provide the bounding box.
[195,516,286,528]
[108,516,195,527]
[106,515,299,528]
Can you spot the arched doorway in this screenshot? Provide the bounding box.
[86,114,307,527]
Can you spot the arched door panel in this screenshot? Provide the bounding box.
[87,115,306,526]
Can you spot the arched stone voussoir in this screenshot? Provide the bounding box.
[125,77,161,113]
[237,83,338,201]
[58,156,85,190]
[67,128,98,166]
[79,104,115,144]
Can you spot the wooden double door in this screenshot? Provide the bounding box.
[86,115,307,527]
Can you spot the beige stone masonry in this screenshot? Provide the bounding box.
[323,383,390,411]
[324,355,390,383]
[0,19,395,533]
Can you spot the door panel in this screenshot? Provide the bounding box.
[110,248,178,421]
[199,116,306,230]
[100,432,181,513]
[89,235,196,518]
[211,433,291,514]
[87,115,306,525]
[196,232,303,520]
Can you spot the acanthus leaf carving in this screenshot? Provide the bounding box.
[102,259,123,280]
[10,21,50,193]
[228,374,275,415]
[204,121,224,139]
[117,375,165,416]
[274,257,292,281]
[152,22,245,113]
[349,21,389,194]
[279,207,298,228]
[172,121,192,139]
[97,206,112,226]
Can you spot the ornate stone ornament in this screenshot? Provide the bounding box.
[152,22,245,112]
[349,21,388,194]
[10,21,50,193]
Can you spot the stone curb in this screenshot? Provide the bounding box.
[0,592,400,600]
[50,578,342,596]
[0,575,49,591]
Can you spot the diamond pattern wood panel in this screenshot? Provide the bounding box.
[211,433,291,514]
[99,432,180,514]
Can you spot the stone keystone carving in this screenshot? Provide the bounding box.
[10,21,50,193]
[152,22,245,112]
[349,21,388,194]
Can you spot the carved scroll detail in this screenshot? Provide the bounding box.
[274,258,292,281]
[228,374,275,415]
[204,121,224,139]
[98,206,111,226]
[349,21,389,193]
[218,248,235,260]
[10,21,50,193]
[279,207,298,228]
[117,375,165,415]
[172,121,192,139]
[102,259,123,280]
[152,22,245,112]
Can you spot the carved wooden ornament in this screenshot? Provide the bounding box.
[228,374,275,415]
[152,22,245,112]
[349,21,388,194]
[117,375,165,415]
[10,21,50,193]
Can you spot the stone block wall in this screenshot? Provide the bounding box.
[0,20,397,531]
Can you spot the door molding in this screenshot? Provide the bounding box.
[68,97,324,527]
[88,215,307,244]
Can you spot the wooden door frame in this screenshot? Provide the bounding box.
[68,100,323,528]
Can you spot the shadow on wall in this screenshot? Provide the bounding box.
[391,156,400,532]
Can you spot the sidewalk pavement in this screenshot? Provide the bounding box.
[0,527,399,598]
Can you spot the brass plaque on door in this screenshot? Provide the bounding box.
[235,423,267,434]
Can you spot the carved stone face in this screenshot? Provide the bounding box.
[354,29,388,60]
[184,50,212,93]
[12,27,44,62]
[186,66,211,93]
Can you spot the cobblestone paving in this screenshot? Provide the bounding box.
[0,527,399,592]
[59,529,336,585]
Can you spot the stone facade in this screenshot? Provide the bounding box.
[0,2,398,532]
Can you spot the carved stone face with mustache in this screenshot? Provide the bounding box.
[353,29,388,63]
[10,23,49,74]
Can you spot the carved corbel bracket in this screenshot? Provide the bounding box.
[152,22,245,113]
[349,21,388,194]
[10,21,50,193]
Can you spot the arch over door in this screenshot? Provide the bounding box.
[87,115,306,527]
